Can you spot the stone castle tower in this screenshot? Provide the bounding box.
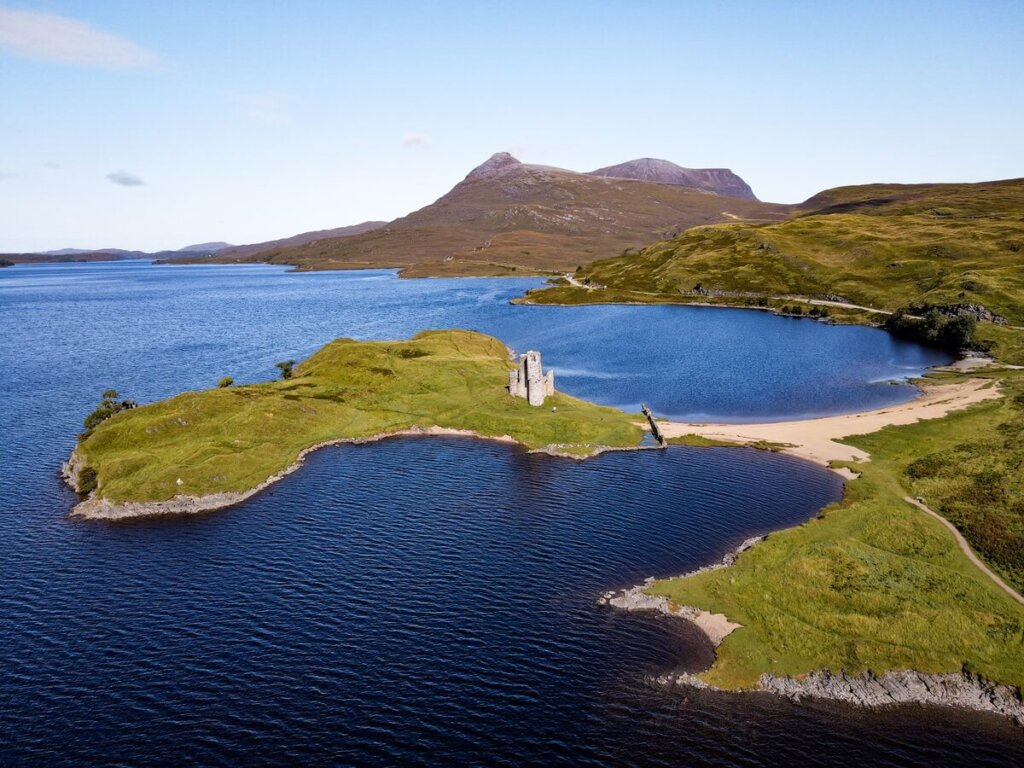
[508,350,555,406]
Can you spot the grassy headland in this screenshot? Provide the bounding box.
[522,178,1024,362]
[68,330,642,510]
[647,370,1024,690]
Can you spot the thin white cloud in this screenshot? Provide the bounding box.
[232,92,292,123]
[43,161,61,169]
[401,132,430,148]
[106,170,145,187]
[0,171,16,179]
[0,8,158,69]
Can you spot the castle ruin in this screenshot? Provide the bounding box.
[508,350,555,406]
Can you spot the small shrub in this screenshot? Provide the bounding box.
[395,348,430,359]
[906,452,949,479]
[275,360,296,380]
[218,376,234,388]
[77,466,98,495]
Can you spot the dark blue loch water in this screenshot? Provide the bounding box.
[2,262,1019,766]
[2,260,948,422]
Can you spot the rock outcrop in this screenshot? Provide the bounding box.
[758,670,1024,723]
[463,151,524,181]
[932,302,1008,325]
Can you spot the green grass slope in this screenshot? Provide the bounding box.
[579,178,1024,320]
[72,330,642,504]
[523,178,1024,360]
[648,372,1024,690]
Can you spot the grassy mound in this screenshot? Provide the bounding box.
[647,372,1024,690]
[73,330,642,504]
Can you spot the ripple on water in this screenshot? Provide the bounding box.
[1,263,1016,766]
[2,439,1022,766]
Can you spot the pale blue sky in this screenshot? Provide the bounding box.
[1,0,1022,252]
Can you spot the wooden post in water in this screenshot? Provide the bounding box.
[641,403,667,448]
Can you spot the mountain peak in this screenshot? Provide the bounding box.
[465,152,522,180]
[588,159,757,200]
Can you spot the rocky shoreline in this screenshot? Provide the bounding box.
[598,535,762,645]
[62,426,653,521]
[654,669,1024,726]
[601,537,1024,725]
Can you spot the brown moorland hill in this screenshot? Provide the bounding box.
[185,153,786,277]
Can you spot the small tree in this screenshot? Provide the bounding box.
[218,376,234,388]
[82,389,137,439]
[275,360,296,380]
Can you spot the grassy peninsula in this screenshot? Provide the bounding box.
[67,330,642,516]
[648,370,1024,690]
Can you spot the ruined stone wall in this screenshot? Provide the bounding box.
[524,351,544,406]
[508,350,554,406]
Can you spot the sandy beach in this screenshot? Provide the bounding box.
[658,377,1002,472]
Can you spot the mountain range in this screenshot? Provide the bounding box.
[166,153,782,276]
[5,242,236,264]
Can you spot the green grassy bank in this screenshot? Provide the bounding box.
[70,330,642,505]
[648,371,1024,690]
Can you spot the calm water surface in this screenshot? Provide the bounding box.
[2,262,1019,766]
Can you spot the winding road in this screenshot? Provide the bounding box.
[560,277,895,315]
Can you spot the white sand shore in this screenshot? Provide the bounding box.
[658,378,1002,471]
